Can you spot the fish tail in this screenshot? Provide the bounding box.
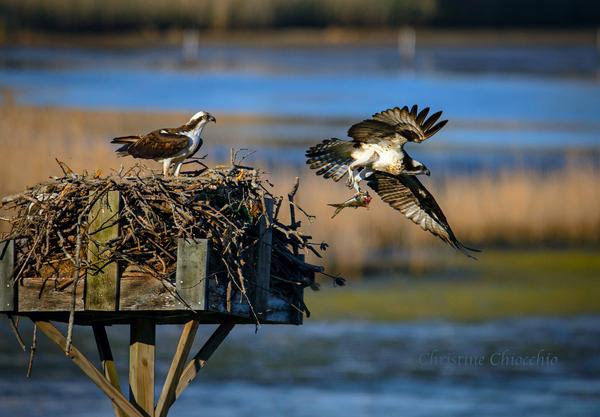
[330,206,344,218]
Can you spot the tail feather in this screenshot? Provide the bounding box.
[111,135,140,144]
[306,138,354,182]
[111,136,140,157]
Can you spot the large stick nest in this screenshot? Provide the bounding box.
[0,163,342,307]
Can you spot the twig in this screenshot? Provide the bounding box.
[26,323,37,378]
[6,314,26,351]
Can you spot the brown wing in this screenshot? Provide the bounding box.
[347,120,397,144]
[367,172,479,258]
[348,105,447,145]
[126,129,191,159]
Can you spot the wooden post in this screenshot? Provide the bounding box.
[130,319,156,417]
[174,322,235,402]
[35,320,144,417]
[176,239,209,310]
[254,197,273,313]
[155,320,199,417]
[86,191,120,311]
[0,240,14,312]
[93,325,125,417]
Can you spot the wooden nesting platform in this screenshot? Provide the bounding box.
[0,237,303,326]
[0,188,313,417]
[0,193,306,325]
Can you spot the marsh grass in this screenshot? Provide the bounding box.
[1,104,599,275]
[305,249,600,320]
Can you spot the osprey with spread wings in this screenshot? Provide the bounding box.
[306,105,479,258]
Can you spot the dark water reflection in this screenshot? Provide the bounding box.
[0,316,598,417]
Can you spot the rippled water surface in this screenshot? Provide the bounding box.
[0,317,599,417]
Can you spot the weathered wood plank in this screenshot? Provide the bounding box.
[130,319,156,417]
[86,190,120,311]
[254,197,273,313]
[155,320,199,417]
[18,277,84,312]
[175,321,235,401]
[120,267,182,311]
[92,325,126,417]
[0,240,15,312]
[35,320,145,417]
[175,239,208,310]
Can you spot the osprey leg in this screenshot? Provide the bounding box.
[162,159,173,176]
[173,162,184,177]
[351,168,373,192]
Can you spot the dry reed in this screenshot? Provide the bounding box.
[1,104,598,274]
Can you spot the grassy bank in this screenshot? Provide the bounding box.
[306,249,600,321]
[1,0,597,34]
[3,28,597,48]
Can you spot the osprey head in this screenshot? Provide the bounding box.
[189,111,216,124]
[411,159,431,176]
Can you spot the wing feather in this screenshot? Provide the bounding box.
[125,130,190,159]
[347,120,396,144]
[368,105,448,143]
[306,138,355,182]
[367,172,480,258]
[111,129,191,159]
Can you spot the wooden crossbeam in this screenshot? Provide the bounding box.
[129,319,156,417]
[155,320,199,417]
[35,320,145,417]
[93,325,126,417]
[174,322,235,403]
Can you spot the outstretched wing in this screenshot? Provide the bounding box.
[305,138,356,182]
[367,172,479,258]
[112,129,191,159]
[348,104,447,145]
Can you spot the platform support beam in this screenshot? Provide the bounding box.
[0,240,14,312]
[35,320,144,417]
[155,320,199,417]
[176,239,209,310]
[93,324,125,417]
[86,190,121,311]
[130,319,156,417]
[255,197,273,313]
[174,321,235,404]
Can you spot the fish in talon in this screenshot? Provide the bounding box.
[328,192,372,218]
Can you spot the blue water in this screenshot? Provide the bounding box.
[3,63,600,128]
[0,317,598,417]
[1,44,600,149]
[2,44,600,175]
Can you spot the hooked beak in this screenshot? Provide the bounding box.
[425,168,431,176]
[208,114,216,123]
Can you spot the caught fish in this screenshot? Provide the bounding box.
[328,191,372,218]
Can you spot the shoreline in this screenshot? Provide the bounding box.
[2,28,597,49]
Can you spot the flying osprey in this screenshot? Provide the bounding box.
[111,111,216,176]
[306,105,479,258]
[306,105,445,191]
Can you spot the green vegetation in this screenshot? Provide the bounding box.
[1,0,598,33]
[306,250,600,321]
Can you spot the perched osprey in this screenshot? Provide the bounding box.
[306,105,479,258]
[111,111,216,176]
